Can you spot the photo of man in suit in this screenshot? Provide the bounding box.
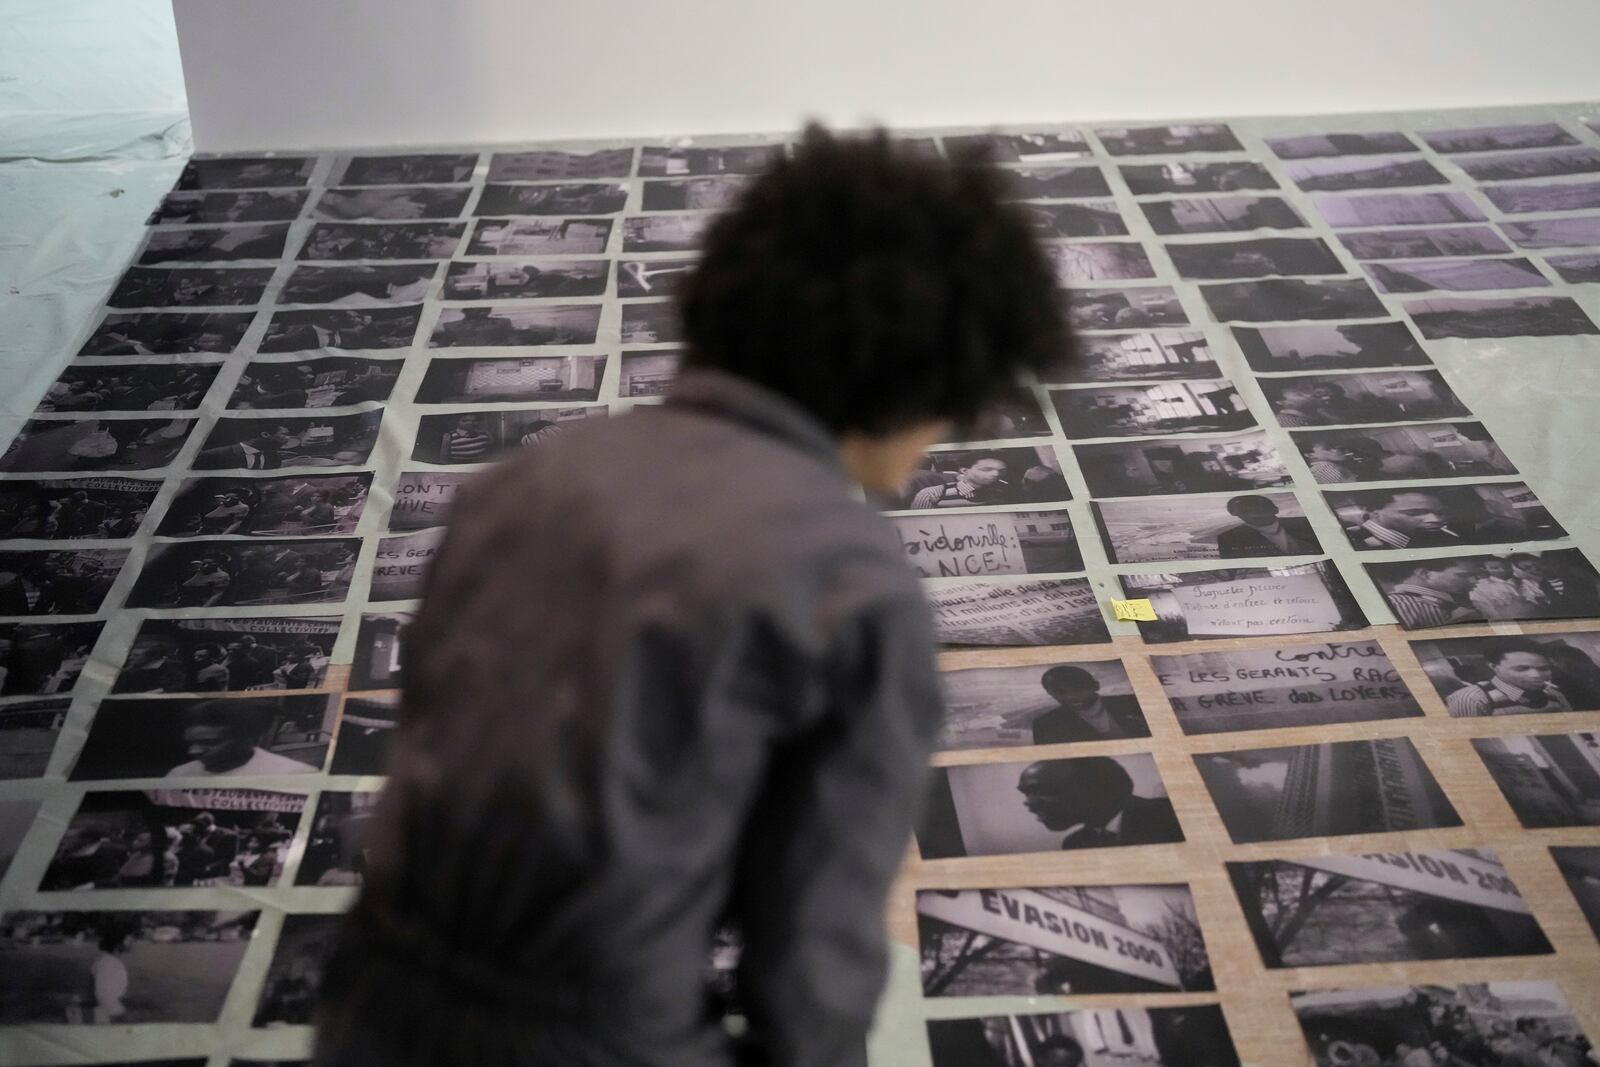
[1017,757,1183,850]
[1216,495,1320,558]
[1031,665,1149,744]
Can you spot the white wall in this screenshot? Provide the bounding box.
[173,0,1600,153]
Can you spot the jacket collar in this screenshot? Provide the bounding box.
[664,367,846,474]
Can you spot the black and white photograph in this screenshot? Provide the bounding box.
[443,258,610,299]
[38,364,219,413]
[253,913,341,1027]
[148,189,308,225]
[0,416,195,473]
[1164,236,1345,279]
[1552,847,1600,941]
[1291,422,1518,484]
[617,257,695,298]
[0,548,127,615]
[177,156,314,190]
[78,310,255,356]
[386,471,470,531]
[331,152,478,185]
[1065,286,1187,330]
[918,753,1181,859]
[1284,156,1448,192]
[1502,214,1600,248]
[621,301,683,344]
[964,391,1053,439]
[112,615,340,695]
[312,185,471,220]
[298,220,465,260]
[428,303,602,347]
[1313,191,1487,228]
[0,478,158,539]
[926,578,1109,647]
[279,263,436,304]
[296,791,378,886]
[638,143,783,176]
[107,266,273,309]
[71,694,338,780]
[927,1004,1240,1067]
[883,445,1069,510]
[1406,294,1600,339]
[1021,200,1128,238]
[0,909,258,1024]
[227,357,401,409]
[1457,146,1600,182]
[0,620,104,696]
[622,213,712,252]
[1421,122,1579,153]
[640,174,750,211]
[157,473,371,537]
[1266,131,1419,159]
[1232,321,1431,372]
[369,530,441,602]
[137,224,289,264]
[944,131,1087,161]
[1547,252,1600,283]
[618,350,680,397]
[1194,737,1461,843]
[1326,482,1563,550]
[917,884,1212,999]
[1199,277,1387,322]
[474,181,628,217]
[1041,242,1155,284]
[0,698,70,779]
[1140,195,1307,235]
[41,788,307,889]
[1051,379,1253,439]
[467,216,613,256]
[1411,630,1600,717]
[996,163,1110,200]
[1092,492,1322,564]
[348,611,409,690]
[1259,369,1471,426]
[1096,124,1243,155]
[127,539,360,609]
[1119,561,1368,644]
[1073,430,1291,497]
[1365,548,1600,629]
[412,406,606,464]
[1366,256,1551,293]
[192,411,384,469]
[1119,161,1276,197]
[1150,639,1421,735]
[891,510,1082,579]
[936,659,1148,750]
[329,694,399,775]
[488,147,634,181]
[1337,224,1513,260]
[1290,981,1593,1067]
[258,305,423,352]
[415,354,607,403]
[1473,733,1600,828]
[1483,178,1600,214]
[1044,331,1218,384]
[1227,848,1550,967]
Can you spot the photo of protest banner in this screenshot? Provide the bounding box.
[127,539,359,609]
[1194,737,1461,844]
[0,621,103,696]
[387,471,472,532]
[936,659,1148,750]
[369,530,441,602]
[0,548,128,616]
[1551,847,1600,942]
[1472,733,1600,828]
[148,189,307,225]
[916,884,1212,997]
[917,753,1180,859]
[487,148,633,181]
[1290,422,1518,484]
[0,417,196,473]
[1043,331,1219,384]
[252,913,341,1027]
[1092,492,1321,564]
[891,510,1082,579]
[1139,195,1307,236]
[258,305,423,353]
[41,788,307,889]
[467,217,613,256]
[926,1005,1241,1067]
[111,616,341,695]
[1049,379,1255,439]
[925,578,1110,647]
[1410,630,1600,717]
[1227,848,1550,967]
[1074,430,1291,498]
[71,694,339,780]
[1326,482,1562,551]
[348,612,410,690]
[331,152,478,185]
[0,478,159,540]
[0,698,70,779]
[1366,548,1600,630]
[0,909,258,1024]
[881,445,1069,511]
[192,411,384,470]
[412,406,606,465]
[295,791,379,887]
[444,259,610,300]
[158,473,370,537]
[1149,640,1421,735]
[1119,561,1369,644]
[227,357,400,410]
[78,311,255,356]
[1231,321,1431,372]
[329,694,398,775]
[37,364,220,413]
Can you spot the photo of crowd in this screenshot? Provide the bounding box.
[137,224,289,264]
[297,221,465,260]
[279,263,436,304]
[475,181,628,216]
[1366,548,1600,629]
[0,548,127,615]
[38,363,219,413]
[312,185,471,220]
[0,416,196,472]
[443,259,610,300]
[176,156,314,190]
[0,479,157,539]
[192,411,384,469]
[0,620,103,696]
[228,357,400,409]
[332,151,478,185]
[112,616,339,694]
[127,539,360,608]
[78,310,255,356]
[148,189,307,225]
[258,305,423,352]
[107,266,274,309]
[157,473,371,537]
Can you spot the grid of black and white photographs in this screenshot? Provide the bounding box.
[0,107,1597,1065]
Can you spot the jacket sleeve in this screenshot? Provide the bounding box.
[727,581,944,1067]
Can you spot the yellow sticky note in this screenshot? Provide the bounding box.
[1110,598,1157,622]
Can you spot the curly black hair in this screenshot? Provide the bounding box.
[678,124,1071,436]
